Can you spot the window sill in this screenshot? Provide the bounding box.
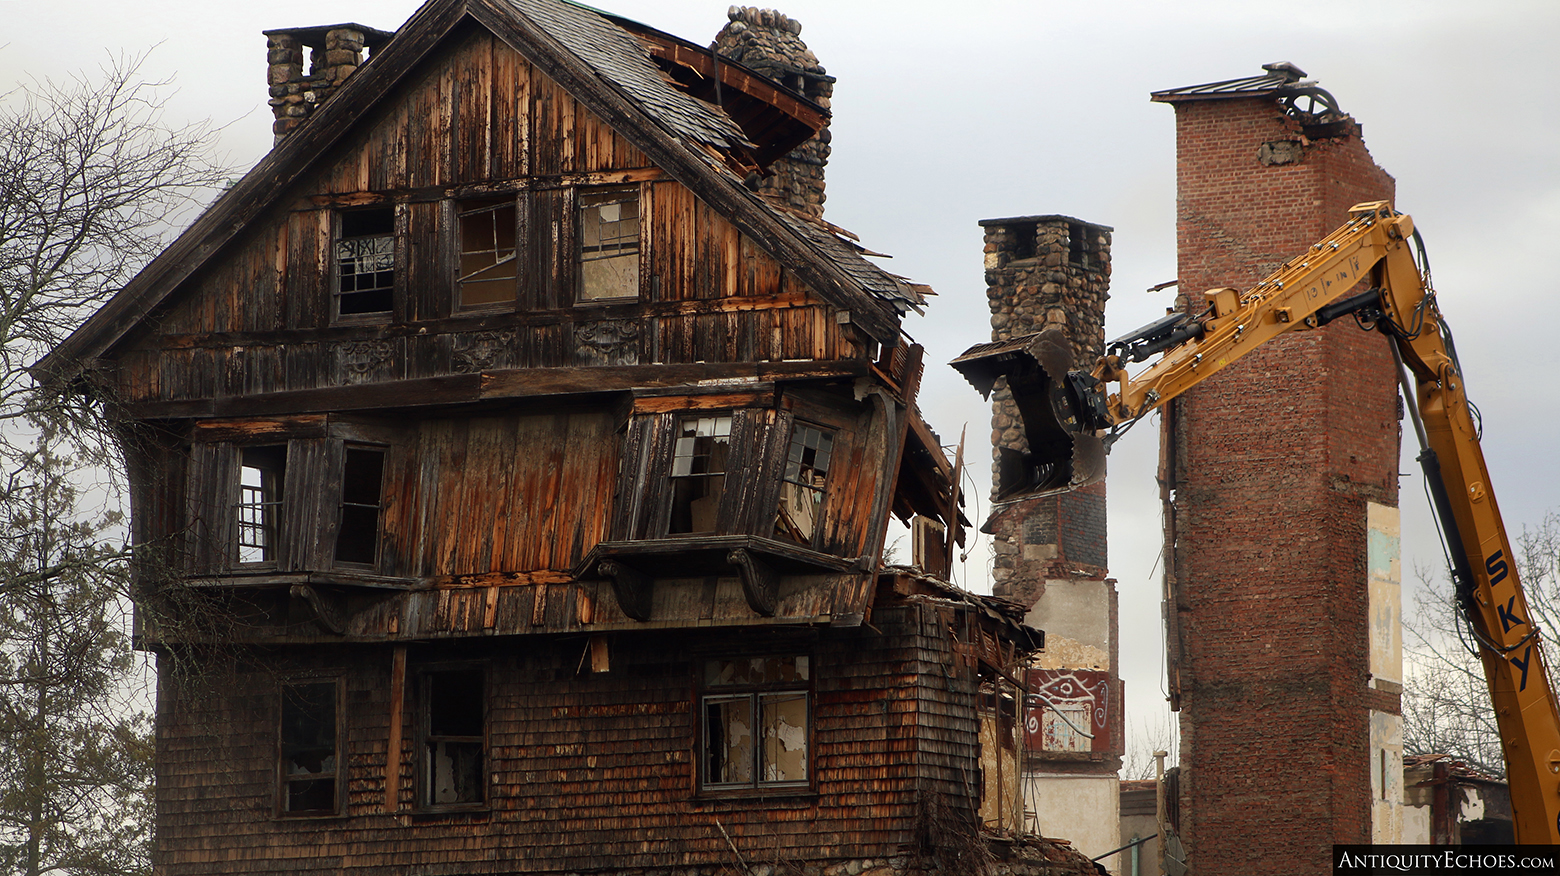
[693,787,818,804]
[274,811,348,821]
[409,806,491,824]
[181,570,419,591]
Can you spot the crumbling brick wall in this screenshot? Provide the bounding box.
[1161,92,1400,875]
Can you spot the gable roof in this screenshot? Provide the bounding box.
[38,0,928,384]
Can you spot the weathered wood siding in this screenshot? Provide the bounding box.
[112,27,868,408]
[154,603,979,875]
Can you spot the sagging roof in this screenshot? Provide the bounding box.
[38,0,928,383]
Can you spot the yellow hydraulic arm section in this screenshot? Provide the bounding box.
[1082,201,1560,842]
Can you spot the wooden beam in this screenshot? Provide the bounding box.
[385,645,406,814]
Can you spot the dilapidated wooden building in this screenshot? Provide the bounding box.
[39,1,1103,874]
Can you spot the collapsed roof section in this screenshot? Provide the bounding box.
[1151,61,1354,139]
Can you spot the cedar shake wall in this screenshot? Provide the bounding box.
[153,604,982,875]
[1164,96,1399,875]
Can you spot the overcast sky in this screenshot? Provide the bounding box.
[5,0,1556,765]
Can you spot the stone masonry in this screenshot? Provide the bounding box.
[714,7,835,219]
[266,24,394,145]
[979,216,1112,606]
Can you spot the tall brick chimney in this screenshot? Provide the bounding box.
[1153,63,1403,874]
[265,23,395,145]
[713,7,834,219]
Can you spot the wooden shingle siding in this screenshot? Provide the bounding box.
[155,603,978,874]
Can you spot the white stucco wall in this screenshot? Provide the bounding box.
[1026,578,1111,670]
[1026,773,1119,862]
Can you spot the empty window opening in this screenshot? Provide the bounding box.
[334,447,385,566]
[1011,222,1038,260]
[458,198,518,309]
[423,668,484,807]
[280,681,339,815]
[670,415,731,535]
[1067,221,1094,270]
[578,187,640,302]
[336,207,395,317]
[237,445,287,564]
[702,656,809,790]
[776,423,833,545]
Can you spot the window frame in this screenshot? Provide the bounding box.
[576,185,643,304]
[696,654,813,795]
[276,677,345,819]
[455,196,520,312]
[415,664,489,812]
[332,206,397,323]
[332,443,388,571]
[667,413,734,536]
[775,420,835,548]
[236,444,287,567]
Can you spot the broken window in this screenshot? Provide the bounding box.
[421,668,485,808]
[578,187,640,302]
[237,445,286,564]
[279,680,340,816]
[334,446,385,567]
[457,198,518,309]
[775,423,833,545]
[669,415,731,535]
[335,207,395,318]
[701,655,809,790]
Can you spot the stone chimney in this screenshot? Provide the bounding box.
[265,23,395,145]
[713,7,835,219]
[978,215,1112,605]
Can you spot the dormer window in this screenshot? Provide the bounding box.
[578,187,640,302]
[335,207,395,319]
[237,446,286,564]
[669,414,731,534]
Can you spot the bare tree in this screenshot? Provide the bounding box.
[2,53,227,429]
[1403,511,1560,778]
[0,53,229,876]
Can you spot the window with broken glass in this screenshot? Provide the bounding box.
[669,414,731,535]
[335,207,396,319]
[457,197,518,309]
[237,445,286,564]
[577,187,640,302]
[279,680,342,816]
[420,667,485,808]
[701,655,810,791]
[775,423,833,546]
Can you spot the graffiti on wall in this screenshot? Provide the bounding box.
[1025,668,1113,753]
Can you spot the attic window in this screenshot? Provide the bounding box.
[237,446,286,564]
[578,187,640,302]
[335,207,395,318]
[458,198,518,309]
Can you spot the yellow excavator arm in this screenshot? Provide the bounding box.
[961,201,1560,842]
